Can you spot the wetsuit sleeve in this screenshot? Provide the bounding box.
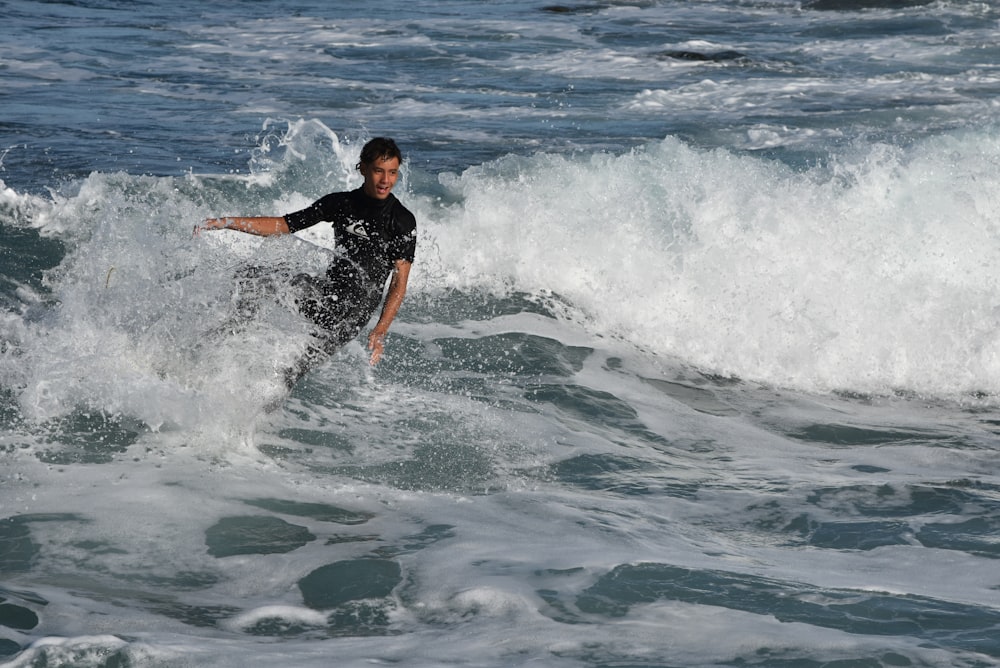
[285,194,340,233]
[388,206,417,263]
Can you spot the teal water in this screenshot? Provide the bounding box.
[3,1,1000,666]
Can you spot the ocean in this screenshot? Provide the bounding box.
[2,0,1000,666]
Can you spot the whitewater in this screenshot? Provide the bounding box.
[2,1,1000,666]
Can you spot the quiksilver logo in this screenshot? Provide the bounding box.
[345,221,369,238]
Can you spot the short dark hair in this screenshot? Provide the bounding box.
[359,137,403,166]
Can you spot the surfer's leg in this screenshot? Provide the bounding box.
[207,265,274,337]
[282,339,329,389]
[232,265,275,321]
[282,274,370,387]
[281,324,364,388]
[283,274,341,387]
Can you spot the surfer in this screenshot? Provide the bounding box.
[198,137,416,383]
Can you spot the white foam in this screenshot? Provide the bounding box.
[422,130,1000,397]
[6,120,1000,420]
[224,605,328,631]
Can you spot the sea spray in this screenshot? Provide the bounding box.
[5,122,1000,436]
[426,131,1000,397]
[4,1,1000,664]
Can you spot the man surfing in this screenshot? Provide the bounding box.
[198,137,416,385]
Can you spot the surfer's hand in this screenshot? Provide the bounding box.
[368,331,387,366]
[195,218,229,236]
[193,219,217,237]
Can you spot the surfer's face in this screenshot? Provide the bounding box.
[360,156,400,200]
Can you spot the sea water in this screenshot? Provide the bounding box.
[2,1,1000,666]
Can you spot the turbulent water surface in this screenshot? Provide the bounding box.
[3,1,1000,666]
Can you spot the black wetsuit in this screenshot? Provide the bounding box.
[284,187,417,353]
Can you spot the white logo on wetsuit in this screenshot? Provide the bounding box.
[345,220,370,239]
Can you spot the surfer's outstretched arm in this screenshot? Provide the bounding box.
[199,216,290,236]
[368,259,411,366]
